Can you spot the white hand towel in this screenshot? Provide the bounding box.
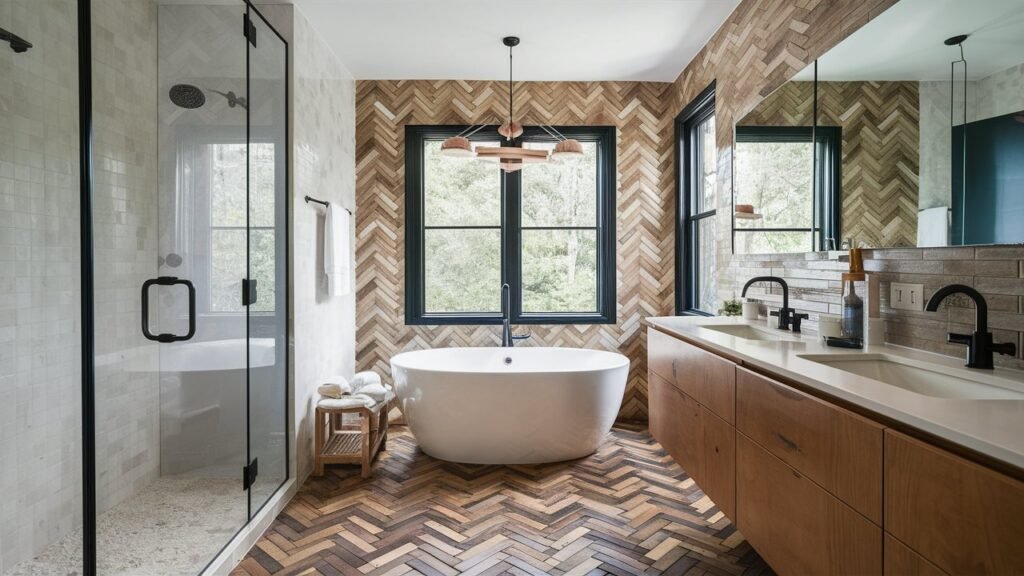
[357,383,389,402]
[917,206,949,247]
[351,371,382,391]
[324,203,351,297]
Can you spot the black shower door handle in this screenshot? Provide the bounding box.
[141,276,196,342]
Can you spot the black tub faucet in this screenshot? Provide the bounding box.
[925,284,1016,369]
[741,276,796,331]
[501,283,531,347]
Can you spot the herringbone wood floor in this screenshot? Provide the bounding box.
[233,427,772,576]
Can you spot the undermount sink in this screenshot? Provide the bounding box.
[799,353,1024,400]
[702,324,802,342]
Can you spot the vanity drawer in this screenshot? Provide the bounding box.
[736,433,882,576]
[648,328,735,423]
[648,370,704,483]
[885,431,1024,575]
[735,367,883,523]
[648,329,703,400]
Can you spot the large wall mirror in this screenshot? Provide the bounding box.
[733,0,1024,253]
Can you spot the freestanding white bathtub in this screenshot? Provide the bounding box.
[390,347,629,464]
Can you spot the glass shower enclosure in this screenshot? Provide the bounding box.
[1,1,288,574]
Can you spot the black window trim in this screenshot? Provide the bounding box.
[405,124,617,326]
[675,81,716,316]
[732,124,842,252]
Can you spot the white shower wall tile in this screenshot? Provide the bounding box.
[0,0,161,572]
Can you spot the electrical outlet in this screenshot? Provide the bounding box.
[890,282,924,311]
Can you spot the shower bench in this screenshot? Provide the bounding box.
[314,395,392,478]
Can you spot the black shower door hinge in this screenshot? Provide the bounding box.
[243,13,257,47]
[242,278,258,306]
[243,458,259,490]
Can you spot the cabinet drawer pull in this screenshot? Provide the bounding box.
[671,359,677,379]
[776,432,801,453]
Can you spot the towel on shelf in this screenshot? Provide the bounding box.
[324,203,351,297]
[317,394,376,410]
[351,371,383,391]
[316,375,352,398]
[317,389,395,411]
[356,383,390,402]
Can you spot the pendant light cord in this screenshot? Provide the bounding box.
[508,42,514,139]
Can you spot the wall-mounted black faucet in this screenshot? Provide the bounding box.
[925,284,1016,369]
[1,26,32,53]
[741,276,802,331]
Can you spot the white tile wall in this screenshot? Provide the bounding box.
[0,0,160,571]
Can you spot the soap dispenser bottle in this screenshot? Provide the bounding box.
[840,247,865,342]
[841,273,865,341]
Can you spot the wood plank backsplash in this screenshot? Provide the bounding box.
[729,247,1024,369]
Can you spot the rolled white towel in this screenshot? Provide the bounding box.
[317,384,345,399]
[357,383,390,402]
[317,375,352,399]
[351,371,382,391]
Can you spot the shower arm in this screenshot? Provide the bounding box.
[0,25,33,53]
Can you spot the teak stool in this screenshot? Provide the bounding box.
[314,396,391,478]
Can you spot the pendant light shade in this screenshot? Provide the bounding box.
[551,138,585,160]
[440,135,474,157]
[498,120,524,140]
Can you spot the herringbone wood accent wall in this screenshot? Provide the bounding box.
[355,0,902,421]
[740,80,921,248]
[355,81,672,421]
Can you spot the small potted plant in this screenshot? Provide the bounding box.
[719,298,743,317]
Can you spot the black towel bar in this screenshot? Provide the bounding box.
[304,195,352,215]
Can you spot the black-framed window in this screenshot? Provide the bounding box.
[676,82,718,316]
[733,125,841,254]
[405,125,617,325]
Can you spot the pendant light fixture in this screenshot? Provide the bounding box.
[439,36,585,171]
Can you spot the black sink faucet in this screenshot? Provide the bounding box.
[741,276,801,331]
[925,284,1016,369]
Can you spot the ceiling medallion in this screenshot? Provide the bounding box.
[439,36,584,172]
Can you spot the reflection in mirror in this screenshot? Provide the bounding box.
[733,63,841,254]
[812,0,1023,248]
[733,0,1024,252]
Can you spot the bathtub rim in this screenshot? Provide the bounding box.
[390,346,630,375]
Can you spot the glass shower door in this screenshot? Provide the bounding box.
[92,1,250,574]
[245,4,289,515]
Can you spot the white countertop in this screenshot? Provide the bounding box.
[646,315,1024,472]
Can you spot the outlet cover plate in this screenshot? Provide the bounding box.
[891,282,924,311]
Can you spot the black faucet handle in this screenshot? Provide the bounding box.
[992,340,1017,357]
[947,332,973,346]
[791,312,810,333]
[512,332,532,341]
[770,307,794,330]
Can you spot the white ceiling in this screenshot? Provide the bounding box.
[290,0,741,82]
[794,0,1024,82]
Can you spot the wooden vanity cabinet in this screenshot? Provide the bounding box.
[884,430,1024,575]
[736,434,882,576]
[647,326,1023,576]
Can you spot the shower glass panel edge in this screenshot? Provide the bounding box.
[245,2,290,520]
